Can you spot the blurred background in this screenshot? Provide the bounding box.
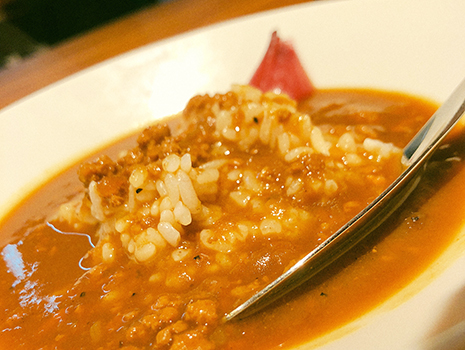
[0,0,162,68]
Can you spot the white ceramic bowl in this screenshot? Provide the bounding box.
[1,0,465,348]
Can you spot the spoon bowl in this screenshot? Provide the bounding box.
[224,77,465,322]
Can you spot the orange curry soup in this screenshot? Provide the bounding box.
[1,87,464,350]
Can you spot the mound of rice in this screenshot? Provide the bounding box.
[59,85,401,265]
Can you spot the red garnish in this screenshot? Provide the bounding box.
[250,31,315,101]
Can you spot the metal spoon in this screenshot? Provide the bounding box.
[224,77,465,322]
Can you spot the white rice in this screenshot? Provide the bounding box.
[67,85,402,265]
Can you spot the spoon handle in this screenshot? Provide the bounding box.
[403,77,465,166]
[224,78,465,322]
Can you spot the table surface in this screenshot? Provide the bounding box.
[0,0,313,110]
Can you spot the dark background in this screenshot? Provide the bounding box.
[3,0,159,44]
[0,0,160,67]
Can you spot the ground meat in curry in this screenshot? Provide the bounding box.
[2,85,465,350]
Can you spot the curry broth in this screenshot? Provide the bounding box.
[1,89,464,350]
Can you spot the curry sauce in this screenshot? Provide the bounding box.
[1,88,464,350]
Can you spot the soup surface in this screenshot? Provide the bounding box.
[1,86,464,350]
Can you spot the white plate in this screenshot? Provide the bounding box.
[1,0,465,348]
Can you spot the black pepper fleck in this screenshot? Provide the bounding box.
[136,188,143,194]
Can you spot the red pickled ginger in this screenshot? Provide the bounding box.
[250,32,315,101]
